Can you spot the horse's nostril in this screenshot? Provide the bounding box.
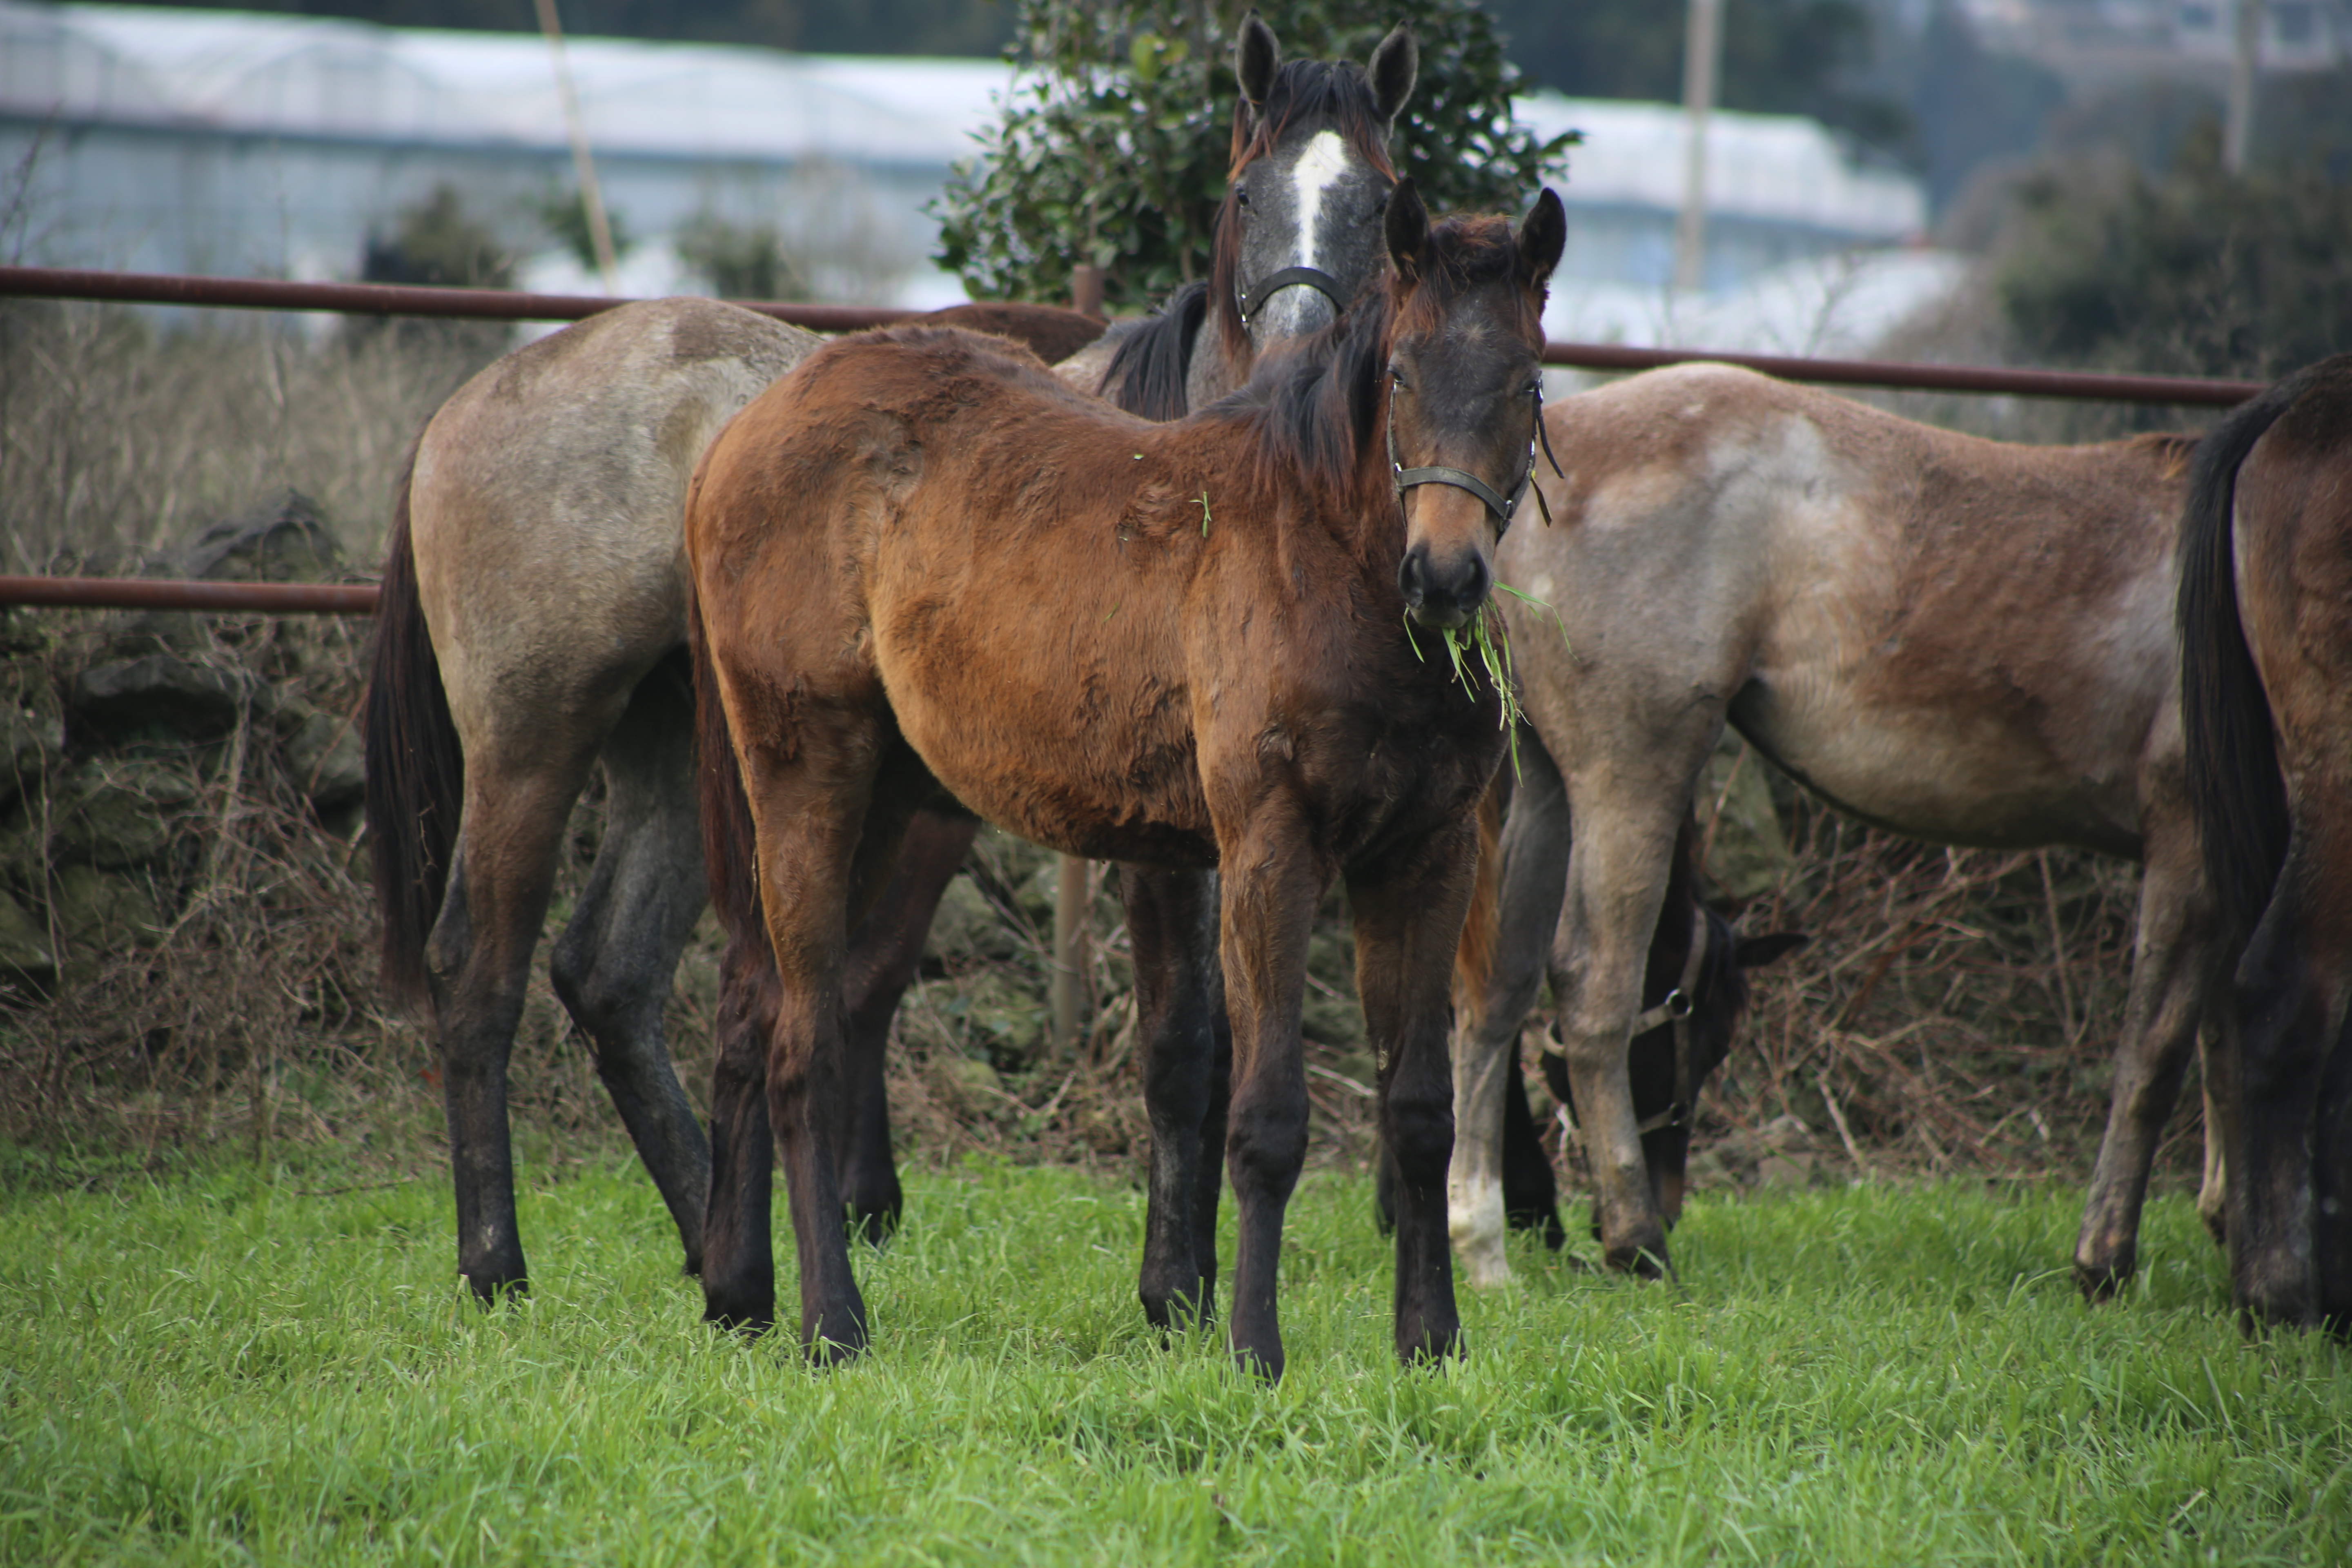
[1397,546,1428,607]
[1462,554,1490,607]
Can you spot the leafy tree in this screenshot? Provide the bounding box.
[360,185,513,289]
[931,0,1573,309]
[1477,0,1909,162]
[1994,121,2352,383]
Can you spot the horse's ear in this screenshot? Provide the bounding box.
[1385,176,1430,283]
[1733,932,1810,971]
[1236,9,1280,109]
[1366,24,1417,127]
[1517,188,1566,289]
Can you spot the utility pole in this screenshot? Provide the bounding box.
[2224,0,2265,174]
[534,0,619,293]
[1675,0,1724,294]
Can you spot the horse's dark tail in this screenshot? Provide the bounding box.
[2178,368,2312,944]
[689,587,763,943]
[1100,279,1210,421]
[363,442,463,1009]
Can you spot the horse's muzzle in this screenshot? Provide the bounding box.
[1399,543,1490,631]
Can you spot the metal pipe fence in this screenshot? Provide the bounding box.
[0,263,2267,615]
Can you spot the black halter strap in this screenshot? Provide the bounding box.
[1537,903,1711,1136]
[1387,380,1564,532]
[1236,265,1346,322]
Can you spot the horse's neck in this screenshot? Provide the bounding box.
[1184,305,1250,411]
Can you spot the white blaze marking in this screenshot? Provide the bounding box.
[1289,129,1352,272]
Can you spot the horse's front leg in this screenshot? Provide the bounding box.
[1352,818,1481,1365]
[1121,865,1221,1329]
[1450,741,1570,1288]
[1551,786,1686,1278]
[1216,813,1326,1381]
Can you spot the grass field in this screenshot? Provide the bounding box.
[4,1157,2348,1565]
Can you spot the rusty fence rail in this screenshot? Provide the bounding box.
[0,263,2265,615]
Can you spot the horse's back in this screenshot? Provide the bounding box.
[1510,363,2192,853]
[413,298,820,745]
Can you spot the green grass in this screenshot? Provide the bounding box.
[4,1158,2348,1566]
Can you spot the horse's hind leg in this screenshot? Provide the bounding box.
[1123,865,1222,1329]
[2226,815,2352,1331]
[1450,742,1569,1287]
[836,806,981,1244]
[739,727,931,1361]
[548,651,713,1275]
[428,742,601,1302]
[2074,831,2218,1299]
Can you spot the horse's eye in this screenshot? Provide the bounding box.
[1390,366,1410,390]
[1234,185,1250,209]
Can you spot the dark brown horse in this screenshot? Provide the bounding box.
[838,19,1423,1240]
[2179,352,2352,1335]
[688,187,1565,1377]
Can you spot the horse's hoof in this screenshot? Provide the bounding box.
[1602,1236,1670,1279]
[1230,1341,1285,1383]
[2073,1250,2134,1304]
[702,1283,776,1337]
[1396,1322,1462,1368]
[1141,1283,1214,1335]
[461,1269,529,1308]
[804,1321,869,1367]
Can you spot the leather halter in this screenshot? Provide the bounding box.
[1539,903,1711,1136]
[1388,380,1562,532]
[1236,264,1346,322]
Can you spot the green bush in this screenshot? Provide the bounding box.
[932,0,1573,309]
[1994,122,2352,383]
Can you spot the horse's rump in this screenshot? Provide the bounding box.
[363,439,463,1008]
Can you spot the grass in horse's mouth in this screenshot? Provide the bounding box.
[1405,584,1568,776]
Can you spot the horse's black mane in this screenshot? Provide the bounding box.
[1100,281,1209,422]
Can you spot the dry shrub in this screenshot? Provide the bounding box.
[0,301,494,574]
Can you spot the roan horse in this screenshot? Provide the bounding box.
[2178,352,2352,1335]
[687,187,1566,1377]
[1457,363,2217,1295]
[364,16,1410,1303]
[366,296,1100,1302]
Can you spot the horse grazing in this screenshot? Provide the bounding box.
[2178,352,2352,1335]
[1068,13,1417,418]
[1374,784,1805,1272]
[1465,363,2215,1292]
[688,186,1566,1377]
[365,294,1102,1303]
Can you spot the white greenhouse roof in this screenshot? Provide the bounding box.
[5,1,1924,236]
